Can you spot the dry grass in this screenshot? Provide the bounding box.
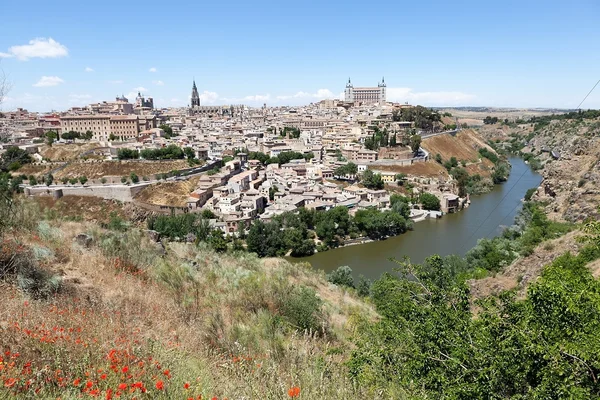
[422,129,491,162]
[14,164,56,176]
[0,215,377,399]
[374,161,448,178]
[134,176,201,206]
[55,160,191,180]
[40,143,99,161]
[33,196,130,225]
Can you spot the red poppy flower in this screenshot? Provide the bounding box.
[184,382,190,389]
[121,366,129,373]
[100,374,107,380]
[118,383,127,390]
[73,378,81,387]
[155,380,164,390]
[4,378,17,388]
[288,386,300,397]
[86,380,93,389]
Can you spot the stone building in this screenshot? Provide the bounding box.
[344,77,386,104]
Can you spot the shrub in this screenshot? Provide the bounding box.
[327,266,355,288]
[280,286,325,333]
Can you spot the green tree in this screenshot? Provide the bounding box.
[184,147,195,159]
[208,229,228,253]
[361,169,384,189]
[129,173,139,184]
[0,147,32,172]
[419,192,440,211]
[159,124,173,137]
[78,176,88,185]
[117,148,139,160]
[44,174,54,186]
[410,134,422,155]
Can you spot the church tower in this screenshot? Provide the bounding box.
[191,80,200,108]
[344,77,354,102]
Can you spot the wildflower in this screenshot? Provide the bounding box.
[184,382,190,389]
[155,380,164,390]
[118,383,127,390]
[89,389,100,396]
[86,380,94,389]
[4,378,17,388]
[163,369,170,377]
[73,378,81,386]
[106,388,113,400]
[100,374,107,380]
[121,366,129,373]
[288,386,301,397]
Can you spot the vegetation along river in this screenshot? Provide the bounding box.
[300,157,542,280]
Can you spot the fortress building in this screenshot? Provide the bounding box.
[344,77,386,104]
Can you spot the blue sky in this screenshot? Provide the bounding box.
[1,0,599,111]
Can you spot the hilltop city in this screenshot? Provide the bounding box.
[1,77,506,244]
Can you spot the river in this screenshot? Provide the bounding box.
[297,157,542,280]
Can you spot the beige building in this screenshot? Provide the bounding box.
[60,115,157,141]
[344,78,387,104]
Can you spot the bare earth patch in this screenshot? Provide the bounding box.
[40,143,100,161]
[134,176,201,206]
[374,161,448,178]
[55,160,190,179]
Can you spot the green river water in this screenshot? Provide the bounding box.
[295,157,542,280]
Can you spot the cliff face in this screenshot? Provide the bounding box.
[480,118,600,222]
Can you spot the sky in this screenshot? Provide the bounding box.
[1,0,599,112]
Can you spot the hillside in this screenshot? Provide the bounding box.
[481,117,600,222]
[0,196,375,399]
[422,129,496,177]
[134,176,202,206]
[54,160,191,180]
[40,143,100,161]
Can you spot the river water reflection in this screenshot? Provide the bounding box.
[296,157,542,280]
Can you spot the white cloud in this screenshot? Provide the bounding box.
[68,94,92,105]
[386,87,476,106]
[85,67,94,72]
[133,86,147,92]
[276,89,336,101]
[149,67,157,73]
[4,38,68,61]
[107,80,124,84]
[33,76,64,87]
[152,80,164,86]
[69,94,92,100]
[223,93,271,103]
[199,91,219,104]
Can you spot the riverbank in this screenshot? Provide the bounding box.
[297,157,541,279]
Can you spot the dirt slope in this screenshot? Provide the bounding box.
[39,143,99,161]
[422,129,493,162]
[134,176,201,206]
[55,160,190,179]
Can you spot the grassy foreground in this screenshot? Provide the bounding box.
[0,199,375,399]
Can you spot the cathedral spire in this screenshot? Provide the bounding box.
[191,80,200,108]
